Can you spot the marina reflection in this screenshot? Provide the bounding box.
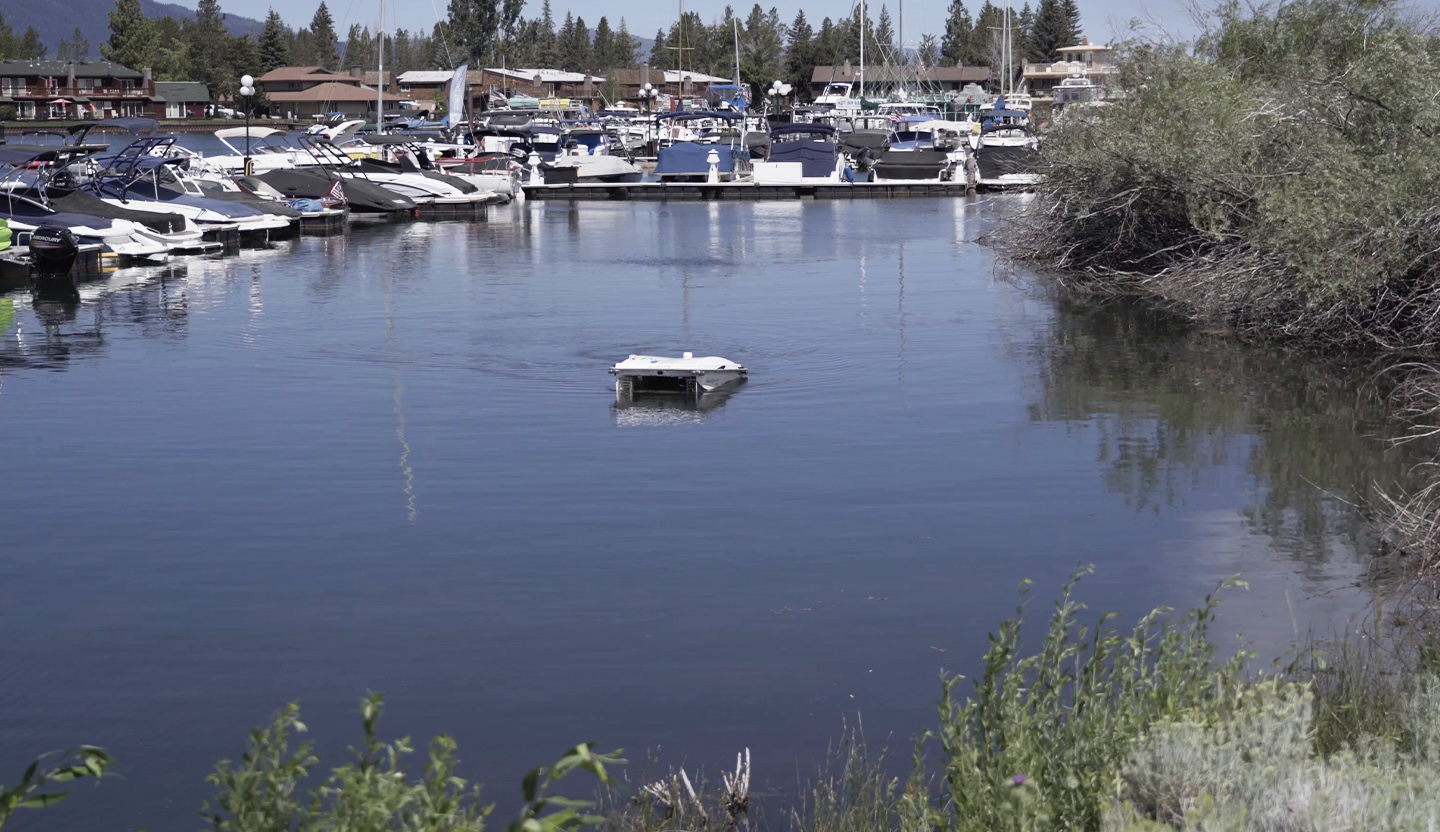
[612,386,741,427]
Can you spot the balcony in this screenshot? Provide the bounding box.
[0,85,151,99]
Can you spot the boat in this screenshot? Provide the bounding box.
[871,117,956,182]
[975,123,1041,189]
[752,123,847,185]
[610,352,747,394]
[654,112,751,182]
[543,155,643,183]
[1053,76,1103,108]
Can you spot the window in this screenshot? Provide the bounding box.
[80,78,95,92]
[18,101,34,118]
[122,79,135,91]
[0,78,15,94]
[166,102,182,118]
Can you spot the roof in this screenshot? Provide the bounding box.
[604,68,733,86]
[361,71,396,87]
[258,66,359,84]
[264,81,406,102]
[487,67,604,84]
[397,70,453,84]
[155,81,210,103]
[811,64,991,84]
[1057,42,1114,53]
[0,60,144,79]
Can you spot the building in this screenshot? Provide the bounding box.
[602,67,733,104]
[1018,38,1117,103]
[810,62,992,99]
[154,81,210,119]
[257,66,408,118]
[396,69,453,103]
[0,60,161,119]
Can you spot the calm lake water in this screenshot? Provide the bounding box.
[0,198,1416,830]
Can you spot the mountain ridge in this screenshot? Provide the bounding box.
[6,0,263,65]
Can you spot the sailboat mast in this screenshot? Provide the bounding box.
[377,0,385,127]
[858,0,865,99]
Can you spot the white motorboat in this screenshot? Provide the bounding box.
[610,353,747,394]
[975,124,1042,189]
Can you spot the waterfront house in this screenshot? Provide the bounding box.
[258,66,407,119]
[1018,38,1118,103]
[0,60,160,119]
[154,81,210,119]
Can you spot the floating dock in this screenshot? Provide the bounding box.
[522,181,977,201]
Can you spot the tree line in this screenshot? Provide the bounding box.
[88,0,1083,103]
[0,13,49,61]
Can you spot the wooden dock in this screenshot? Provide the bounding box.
[522,181,976,201]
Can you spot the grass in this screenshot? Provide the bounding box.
[14,569,1440,832]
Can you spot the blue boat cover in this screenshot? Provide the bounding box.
[655,142,738,176]
[768,139,837,178]
[770,123,835,138]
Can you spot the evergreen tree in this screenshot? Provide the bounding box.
[1061,0,1082,46]
[1030,0,1070,62]
[649,28,667,68]
[874,5,895,60]
[308,1,340,68]
[783,9,813,101]
[968,0,1003,69]
[917,33,939,68]
[739,4,784,91]
[102,0,155,69]
[613,17,637,66]
[17,27,45,59]
[591,16,614,71]
[187,0,231,94]
[535,0,559,66]
[557,12,589,72]
[1017,2,1039,61]
[58,27,90,62]
[0,14,13,61]
[940,0,972,65]
[343,24,374,70]
[813,16,840,67]
[150,15,189,79]
[259,9,290,73]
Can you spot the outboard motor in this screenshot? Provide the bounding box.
[29,225,79,276]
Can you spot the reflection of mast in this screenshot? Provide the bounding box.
[385,272,417,523]
[898,240,906,384]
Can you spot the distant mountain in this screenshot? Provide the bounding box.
[6,0,263,64]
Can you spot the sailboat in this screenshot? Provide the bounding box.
[974,5,1041,189]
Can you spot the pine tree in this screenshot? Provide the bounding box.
[967,0,1002,69]
[940,0,972,65]
[308,1,340,69]
[1061,0,1082,46]
[874,5,895,59]
[783,9,813,101]
[228,33,261,102]
[557,12,589,72]
[1017,2,1039,61]
[613,18,637,66]
[259,9,290,73]
[649,28,667,68]
[102,0,154,68]
[0,13,14,61]
[17,27,44,59]
[917,33,939,68]
[1030,0,1070,62]
[150,15,189,79]
[591,16,614,72]
[534,0,558,67]
[813,16,840,67]
[187,0,231,94]
[739,4,785,91]
[343,24,373,70]
[70,27,90,61]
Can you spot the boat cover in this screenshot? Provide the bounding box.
[767,139,839,178]
[840,130,889,158]
[873,149,949,180]
[655,142,738,176]
[94,180,268,219]
[257,169,415,213]
[47,188,188,233]
[976,145,1040,180]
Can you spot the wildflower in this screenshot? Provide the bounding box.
[1012,774,1027,786]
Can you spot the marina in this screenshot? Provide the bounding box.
[0,196,1417,829]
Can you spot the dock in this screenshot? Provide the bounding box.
[522,181,977,201]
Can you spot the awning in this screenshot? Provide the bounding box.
[69,96,90,103]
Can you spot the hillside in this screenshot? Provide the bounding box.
[6,0,263,62]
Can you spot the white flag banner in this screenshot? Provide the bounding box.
[446,64,469,126]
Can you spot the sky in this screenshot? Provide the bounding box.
[236,0,1440,55]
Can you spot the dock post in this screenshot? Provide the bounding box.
[706,149,720,184]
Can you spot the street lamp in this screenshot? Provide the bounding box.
[239,73,255,176]
[767,80,792,121]
[640,82,658,113]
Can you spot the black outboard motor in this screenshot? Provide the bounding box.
[29,225,80,276]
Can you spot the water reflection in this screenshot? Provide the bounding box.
[1025,294,1423,571]
[612,386,741,426]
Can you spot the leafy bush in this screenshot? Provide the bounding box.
[0,746,115,830]
[1014,0,1440,351]
[932,567,1253,832]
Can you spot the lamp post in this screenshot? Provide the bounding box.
[239,74,255,177]
[640,83,658,156]
[767,80,792,122]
